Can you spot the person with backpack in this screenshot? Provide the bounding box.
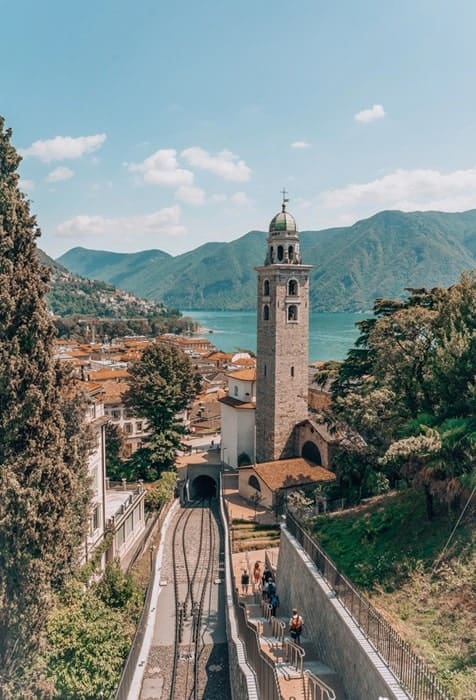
[270,592,280,617]
[267,579,276,600]
[289,608,303,645]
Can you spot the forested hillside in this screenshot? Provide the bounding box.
[57,209,476,312]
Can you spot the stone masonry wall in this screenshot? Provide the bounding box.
[277,527,410,700]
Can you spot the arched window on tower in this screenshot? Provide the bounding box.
[263,304,269,321]
[269,246,274,262]
[288,245,294,261]
[288,305,298,322]
[277,245,284,261]
[248,475,261,491]
[263,279,270,296]
[288,279,298,296]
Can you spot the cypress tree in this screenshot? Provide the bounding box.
[0,116,90,695]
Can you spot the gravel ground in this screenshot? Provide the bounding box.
[141,642,229,699]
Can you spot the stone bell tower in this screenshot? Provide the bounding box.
[255,193,312,463]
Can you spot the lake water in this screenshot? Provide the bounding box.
[184,310,366,361]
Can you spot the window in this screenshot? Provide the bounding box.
[264,364,267,377]
[269,246,274,262]
[124,422,133,435]
[277,245,284,261]
[263,304,269,320]
[90,504,100,533]
[234,385,239,397]
[263,279,270,296]
[290,366,295,377]
[248,475,261,491]
[136,421,143,433]
[288,245,294,261]
[111,408,121,420]
[288,305,298,321]
[288,279,298,296]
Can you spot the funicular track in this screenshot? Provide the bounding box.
[168,499,218,700]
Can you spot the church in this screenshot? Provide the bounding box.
[219,196,337,509]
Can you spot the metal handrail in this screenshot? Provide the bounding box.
[304,670,336,700]
[283,638,305,675]
[261,599,273,621]
[270,617,286,646]
[286,511,450,700]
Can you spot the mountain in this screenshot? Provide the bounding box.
[37,249,167,318]
[57,209,476,312]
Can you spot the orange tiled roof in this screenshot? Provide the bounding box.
[225,368,256,381]
[100,380,130,403]
[90,368,130,381]
[252,458,335,491]
[218,395,255,410]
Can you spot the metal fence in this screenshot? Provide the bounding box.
[286,511,451,700]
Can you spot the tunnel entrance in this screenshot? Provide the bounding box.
[190,474,217,499]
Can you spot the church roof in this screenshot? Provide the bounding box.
[252,458,335,491]
[225,368,256,381]
[218,395,255,409]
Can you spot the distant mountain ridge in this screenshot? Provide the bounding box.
[57,209,476,312]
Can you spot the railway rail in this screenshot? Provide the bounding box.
[168,499,219,700]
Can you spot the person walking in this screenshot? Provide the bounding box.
[253,561,261,589]
[240,569,250,595]
[289,608,303,645]
[270,592,280,617]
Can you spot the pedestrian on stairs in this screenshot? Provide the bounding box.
[270,592,280,617]
[289,608,303,645]
[241,569,250,595]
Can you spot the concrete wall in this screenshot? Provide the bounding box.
[295,421,332,468]
[238,466,274,508]
[277,527,410,700]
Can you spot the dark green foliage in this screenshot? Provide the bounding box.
[329,274,476,515]
[46,563,142,699]
[58,210,476,311]
[145,470,177,510]
[105,422,127,480]
[125,344,201,478]
[0,116,90,695]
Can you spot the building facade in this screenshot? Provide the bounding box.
[255,199,312,462]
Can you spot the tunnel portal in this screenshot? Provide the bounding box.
[190,474,217,499]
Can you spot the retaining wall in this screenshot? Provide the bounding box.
[277,526,410,700]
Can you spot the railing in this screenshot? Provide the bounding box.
[286,511,450,700]
[304,670,336,700]
[236,602,283,700]
[283,638,305,675]
[270,617,286,646]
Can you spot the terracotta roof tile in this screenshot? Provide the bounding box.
[218,396,255,409]
[225,368,256,381]
[253,458,335,491]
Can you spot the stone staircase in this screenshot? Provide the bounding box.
[244,597,347,700]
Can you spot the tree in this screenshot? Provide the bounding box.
[125,343,201,477]
[105,422,127,480]
[0,117,90,695]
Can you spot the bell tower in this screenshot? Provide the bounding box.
[255,193,312,463]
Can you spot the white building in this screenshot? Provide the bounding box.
[81,382,146,571]
[219,368,256,469]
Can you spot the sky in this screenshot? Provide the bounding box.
[2,0,476,258]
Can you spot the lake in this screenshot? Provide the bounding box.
[183,310,366,361]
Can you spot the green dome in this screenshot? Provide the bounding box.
[269,208,297,234]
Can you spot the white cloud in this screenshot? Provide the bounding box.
[290,140,311,149]
[354,104,386,123]
[319,167,476,214]
[210,193,227,203]
[57,206,185,245]
[230,191,252,206]
[181,147,251,181]
[129,149,194,187]
[20,179,35,192]
[47,166,74,182]
[21,134,106,162]
[175,185,205,205]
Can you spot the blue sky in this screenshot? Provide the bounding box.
[2,0,476,257]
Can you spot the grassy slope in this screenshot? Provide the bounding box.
[312,491,475,699]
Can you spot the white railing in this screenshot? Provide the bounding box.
[270,617,285,646]
[304,670,336,700]
[261,599,273,621]
[283,639,305,675]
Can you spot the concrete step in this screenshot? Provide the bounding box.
[277,673,305,700]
